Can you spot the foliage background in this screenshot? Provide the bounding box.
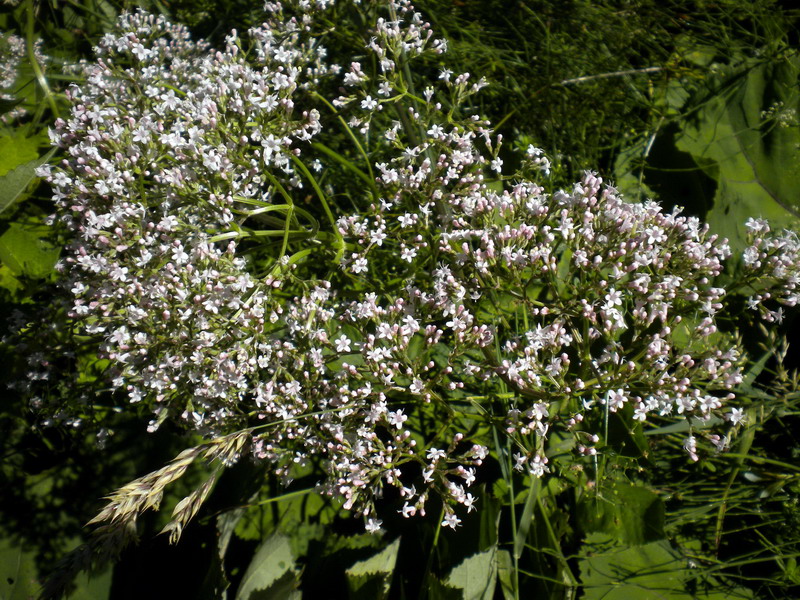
[1,0,800,598]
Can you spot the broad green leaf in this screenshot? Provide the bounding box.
[0,97,22,116]
[0,148,55,215]
[0,537,111,600]
[477,489,502,551]
[234,487,341,547]
[579,533,689,599]
[0,133,39,177]
[444,546,497,600]
[68,569,113,600]
[345,536,400,600]
[0,263,23,298]
[676,57,800,253]
[235,532,301,600]
[578,481,665,545]
[495,550,516,600]
[325,530,385,555]
[0,538,38,600]
[426,574,462,600]
[613,125,717,213]
[579,533,753,599]
[0,221,60,278]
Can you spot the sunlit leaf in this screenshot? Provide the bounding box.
[676,56,800,253]
[345,536,400,600]
[0,221,60,278]
[0,133,39,177]
[235,532,301,600]
[579,533,753,599]
[0,148,55,215]
[444,546,497,600]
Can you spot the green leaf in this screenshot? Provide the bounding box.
[0,148,55,215]
[217,507,246,560]
[0,263,23,298]
[0,97,23,117]
[0,133,39,177]
[426,574,462,600]
[495,550,516,600]
[0,221,60,278]
[513,476,540,559]
[578,481,665,545]
[68,569,113,600]
[579,533,688,599]
[477,489,502,551]
[444,546,497,600]
[644,415,723,437]
[0,538,38,600]
[345,536,400,600]
[235,532,301,600]
[676,56,800,253]
[0,536,111,600]
[579,533,753,599]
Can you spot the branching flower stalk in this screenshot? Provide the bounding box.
[16,0,800,587]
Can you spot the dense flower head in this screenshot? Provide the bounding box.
[21,0,800,536]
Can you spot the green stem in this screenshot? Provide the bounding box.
[311,91,376,185]
[290,154,344,262]
[26,0,59,119]
[421,505,446,600]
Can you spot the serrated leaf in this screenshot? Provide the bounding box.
[0,148,55,215]
[426,574,462,600]
[444,546,497,600]
[235,532,301,600]
[345,536,400,600]
[0,221,60,278]
[326,531,384,555]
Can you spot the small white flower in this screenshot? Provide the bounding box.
[442,512,461,529]
[388,409,407,429]
[361,95,378,110]
[401,246,417,262]
[728,407,745,425]
[365,518,383,533]
[351,256,368,274]
[335,335,351,353]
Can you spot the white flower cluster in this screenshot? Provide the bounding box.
[741,217,800,322]
[0,31,46,123]
[36,10,331,434]
[26,0,800,531]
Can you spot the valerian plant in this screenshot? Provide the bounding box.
[12,0,800,590]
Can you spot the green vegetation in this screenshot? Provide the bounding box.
[1,1,799,599]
